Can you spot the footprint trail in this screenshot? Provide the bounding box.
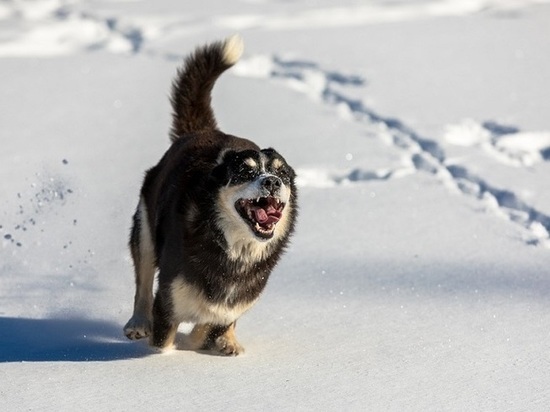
[234,54,550,247]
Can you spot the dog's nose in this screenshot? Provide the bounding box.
[261,176,282,193]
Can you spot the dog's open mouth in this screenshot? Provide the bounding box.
[236,196,285,239]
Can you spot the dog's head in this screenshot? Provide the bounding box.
[213,147,296,248]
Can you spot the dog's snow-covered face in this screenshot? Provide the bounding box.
[214,148,295,242]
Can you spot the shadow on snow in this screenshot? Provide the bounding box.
[0,317,151,363]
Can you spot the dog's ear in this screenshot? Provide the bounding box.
[260,147,277,157]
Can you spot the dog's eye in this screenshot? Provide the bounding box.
[275,167,293,184]
[241,157,258,170]
[276,167,287,177]
[225,161,260,185]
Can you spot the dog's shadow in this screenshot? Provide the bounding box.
[0,317,152,362]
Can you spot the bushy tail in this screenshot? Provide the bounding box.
[169,35,244,141]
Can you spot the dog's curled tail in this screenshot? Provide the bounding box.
[169,35,244,141]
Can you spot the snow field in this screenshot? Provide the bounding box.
[1,0,550,410]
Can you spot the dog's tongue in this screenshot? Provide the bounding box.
[254,205,281,225]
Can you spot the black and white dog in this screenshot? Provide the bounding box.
[123,36,297,356]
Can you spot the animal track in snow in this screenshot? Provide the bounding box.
[0,0,148,56]
[3,0,550,58]
[234,54,550,247]
[444,119,550,168]
[3,0,548,57]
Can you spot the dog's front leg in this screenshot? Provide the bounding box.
[124,200,155,340]
[150,290,178,351]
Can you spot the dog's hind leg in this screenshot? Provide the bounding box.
[124,197,156,340]
[189,322,244,356]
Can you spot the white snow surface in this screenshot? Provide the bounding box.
[1,0,550,410]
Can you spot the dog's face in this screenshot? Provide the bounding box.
[213,148,295,243]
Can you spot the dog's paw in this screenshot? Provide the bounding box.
[150,343,176,354]
[214,335,244,356]
[123,315,152,340]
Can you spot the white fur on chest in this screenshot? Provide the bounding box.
[170,278,256,326]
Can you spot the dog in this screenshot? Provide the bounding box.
[123,35,297,356]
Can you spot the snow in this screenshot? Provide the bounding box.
[444,118,550,167]
[1,0,550,410]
